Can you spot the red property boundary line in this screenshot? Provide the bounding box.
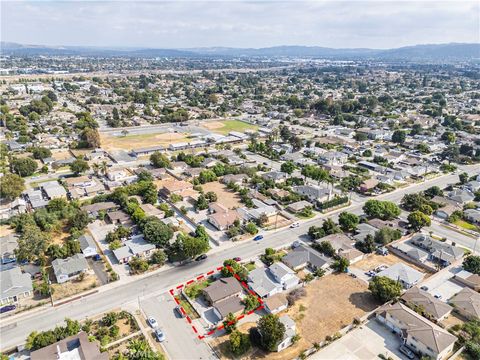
[168,264,263,340]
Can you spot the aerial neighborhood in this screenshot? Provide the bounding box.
[0,40,480,360]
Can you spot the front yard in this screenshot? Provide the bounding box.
[51,273,98,301]
[352,253,428,275]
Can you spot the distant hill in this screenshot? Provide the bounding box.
[1,42,479,61]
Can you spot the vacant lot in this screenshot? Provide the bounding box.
[352,253,427,275]
[51,273,98,301]
[100,131,188,151]
[201,120,258,135]
[51,149,74,160]
[202,181,242,209]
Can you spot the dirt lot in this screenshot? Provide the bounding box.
[201,182,242,209]
[51,273,98,301]
[200,120,258,135]
[51,149,74,160]
[100,131,188,151]
[264,213,292,229]
[0,225,15,237]
[352,253,428,276]
[209,273,378,360]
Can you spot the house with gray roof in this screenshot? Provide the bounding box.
[376,263,424,289]
[282,244,330,271]
[292,185,330,204]
[447,189,475,205]
[112,237,155,264]
[353,223,378,242]
[78,234,98,258]
[0,234,18,264]
[52,254,89,284]
[401,287,453,321]
[276,315,297,352]
[41,181,67,200]
[410,233,464,266]
[449,287,480,320]
[248,263,299,298]
[1,267,33,305]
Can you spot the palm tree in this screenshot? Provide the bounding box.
[92,163,100,176]
[100,160,108,176]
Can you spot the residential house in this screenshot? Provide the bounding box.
[392,242,430,262]
[222,174,248,186]
[140,204,164,219]
[262,171,288,184]
[320,233,364,263]
[318,151,348,166]
[203,277,243,305]
[0,267,33,305]
[159,178,194,197]
[376,302,457,360]
[276,315,296,352]
[113,237,156,264]
[453,270,480,291]
[0,234,18,264]
[449,287,480,320]
[106,210,133,227]
[464,209,480,224]
[81,201,119,217]
[447,189,475,205]
[368,218,408,235]
[282,244,330,271]
[25,189,49,209]
[401,287,453,321]
[375,263,424,289]
[286,200,312,213]
[353,223,378,242]
[52,254,89,284]
[78,234,98,258]
[292,185,330,204]
[30,331,108,360]
[41,181,67,200]
[208,202,239,231]
[264,293,288,314]
[359,178,379,193]
[410,234,464,266]
[248,263,299,298]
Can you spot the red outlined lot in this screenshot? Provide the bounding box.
[168,264,263,340]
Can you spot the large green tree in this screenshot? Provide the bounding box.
[69,159,90,175]
[11,157,38,177]
[338,212,359,232]
[463,255,480,275]
[256,314,286,352]
[407,211,431,231]
[0,173,25,200]
[363,200,401,220]
[368,276,402,302]
[142,218,174,247]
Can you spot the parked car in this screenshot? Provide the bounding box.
[154,329,166,342]
[420,286,429,291]
[290,222,299,228]
[292,240,301,249]
[195,254,207,261]
[399,345,415,359]
[147,317,158,328]
[434,294,442,299]
[0,305,16,313]
[175,306,185,318]
[233,257,241,262]
[253,235,264,241]
[93,254,101,261]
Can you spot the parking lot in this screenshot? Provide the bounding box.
[140,294,216,360]
[311,320,406,360]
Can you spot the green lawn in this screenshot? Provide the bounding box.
[175,295,199,319]
[184,279,212,299]
[453,219,479,232]
[211,120,258,135]
[245,262,256,272]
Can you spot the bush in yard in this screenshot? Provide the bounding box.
[102,312,119,327]
[243,294,260,311]
[463,255,480,275]
[369,276,402,302]
[224,312,237,334]
[109,240,122,251]
[109,325,120,338]
[129,258,149,274]
[374,227,402,245]
[229,330,251,356]
[245,222,258,235]
[314,240,335,257]
[331,257,349,272]
[150,250,166,266]
[287,288,306,306]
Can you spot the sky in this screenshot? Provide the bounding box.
[1,1,479,49]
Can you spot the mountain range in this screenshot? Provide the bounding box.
[1,42,479,62]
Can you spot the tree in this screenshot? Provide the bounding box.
[81,128,101,148]
[224,312,238,334]
[109,240,122,251]
[150,152,171,168]
[243,294,260,311]
[374,227,402,245]
[142,218,173,247]
[356,234,376,253]
[331,257,349,272]
[31,147,52,159]
[441,131,456,144]
[408,211,431,231]
[205,191,217,202]
[245,222,258,235]
[392,130,406,144]
[338,212,359,232]
[463,255,480,275]
[195,194,209,210]
[11,157,38,177]
[0,173,25,200]
[69,159,90,175]
[68,209,90,231]
[308,225,325,240]
[256,314,286,352]
[15,224,49,262]
[229,330,251,356]
[315,241,335,257]
[363,200,401,220]
[322,218,341,235]
[280,161,296,174]
[150,250,166,266]
[459,172,469,184]
[368,276,402,302]
[129,257,149,274]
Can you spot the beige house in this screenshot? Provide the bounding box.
[401,287,453,321]
[449,287,480,320]
[376,302,457,360]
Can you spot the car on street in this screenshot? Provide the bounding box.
[154,329,166,342]
[253,235,264,241]
[434,294,442,299]
[290,222,299,228]
[175,305,185,318]
[147,317,158,328]
[420,286,429,291]
[292,240,301,248]
[0,305,16,313]
[195,254,207,261]
[399,345,415,359]
[233,257,241,262]
[93,254,101,261]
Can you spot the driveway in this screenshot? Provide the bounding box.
[87,258,109,285]
[420,266,464,301]
[311,320,406,360]
[140,294,216,360]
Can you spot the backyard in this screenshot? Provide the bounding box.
[201,181,243,209]
[352,253,428,275]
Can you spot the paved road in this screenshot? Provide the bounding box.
[141,296,215,360]
[1,165,477,352]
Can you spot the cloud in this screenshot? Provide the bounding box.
[1,0,479,49]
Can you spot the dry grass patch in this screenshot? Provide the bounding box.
[100,131,188,151]
[202,182,242,209]
[51,273,98,300]
[51,150,74,161]
[352,253,428,275]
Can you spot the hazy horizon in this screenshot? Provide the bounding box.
[2,1,479,50]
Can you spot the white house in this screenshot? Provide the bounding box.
[52,254,89,284]
[78,234,98,258]
[276,315,296,352]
